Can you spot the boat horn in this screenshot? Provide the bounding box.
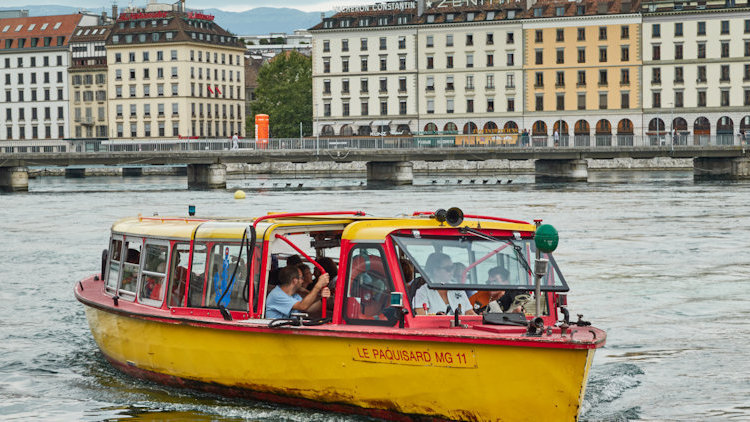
[434,207,464,227]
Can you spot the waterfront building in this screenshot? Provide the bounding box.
[106,3,246,139]
[240,30,312,56]
[0,14,97,141]
[69,24,113,141]
[641,0,750,145]
[415,4,524,136]
[522,0,642,146]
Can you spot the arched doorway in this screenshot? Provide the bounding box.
[463,122,477,134]
[617,119,634,146]
[396,124,411,135]
[716,116,733,145]
[503,121,518,132]
[444,122,458,134]
[740,116,750,144]
[358,125,371,136]
[694,117,710,145]
[423,122,438,134]
[483,121,498,133]
[595,119,612,146]
[531,121,547,146]
[340,125,353,137]
[552,121,569,146]
[320,125,334,136]
[573,119,590,146]
[672,117,687,145]
[647,118,666,145]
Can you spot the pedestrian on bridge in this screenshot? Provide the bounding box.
[232,133,239,150]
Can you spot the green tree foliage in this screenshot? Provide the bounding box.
[250,51,312,138]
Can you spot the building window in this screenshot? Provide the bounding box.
[721,42,729,58]
[556,48,564,64]
[446,34,453,47]
[675,22,683,37]
[486,54,493,67]
[507,98,514,112]
[466,34,473,46]
[697,21,706,36]
[535,72,543,87]
[379,56,386,71]
[599,69,608,85]
[487,98,494,112]
[675,66,684,83]
[380,100,387,115]
[535,30,543,43]
[506,53,514,66]
[652,68,661,84]
[534,95,543,111]
[399,100,406,115]
[466,98,474,112]
[379,37,387,50]
[697,42,706,59]
[652,24,660,38]
[426,55,433,69]
[652,91,661,108]
[674,91,683,108]
[697,90,706,107]
[599,47,607,62]
[675,44,683,60]
[578,70,586,86]
[599,92,608,109]
[466,54,473,68]
[466,75,474,89]
[342,39,349,52]
[342,57,349,72]
[426,76,434,91]
[361,101,368,115]
[446,98,454,113]
[399,55,406,70]
[621,92,629,109]
[721,90,729,106]
[427,99,434,114]
[487,33,494,45]
[486,74,494,89]
[721,20,729,35]
[506,32,513,44]
[621,46,629,61]
[720,65,730,81]
[697,65,707,82]
[556,29,564,42]
[577,28,585,41]
[599,26,607,40]
[323,58,330,73]
[426,35,433,47]
[578,47,585,63]
[446,76,454,91]
[556,71,564,87]
[446,55,453,68]
[535,50,543,65]
[556,93,565,110]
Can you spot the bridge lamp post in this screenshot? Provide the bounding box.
[315,102,319,155]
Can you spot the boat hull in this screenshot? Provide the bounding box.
[84,305,595,421]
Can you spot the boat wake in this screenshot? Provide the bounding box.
[579,362,643,421]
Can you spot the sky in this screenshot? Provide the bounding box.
[1,0,374,12]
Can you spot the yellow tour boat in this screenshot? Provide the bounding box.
[75,207,605,421]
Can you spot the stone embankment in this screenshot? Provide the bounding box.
[29,157,691,177]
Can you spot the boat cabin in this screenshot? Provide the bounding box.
[101,211,569,328]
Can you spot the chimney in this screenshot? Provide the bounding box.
[418,0,425,16]
[112,4,118,20]
[320,12,325,20]
[101,10,107,23]
[181,0,186,12]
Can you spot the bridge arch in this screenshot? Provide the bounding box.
[483,121,498,133]
[463,122,477,134]
[444,122,458,134]
[617,119,634,146]
[340,125,353,137]
[717,116,734,145]
[595,119,612,146]
[424,123,438,134]
[320,125,334,136]
[503,121,518,132]
[694,117,710,145]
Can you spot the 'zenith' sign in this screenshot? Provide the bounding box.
[118,11,169,21]
[432,0,504,7]
[186,12,215,21]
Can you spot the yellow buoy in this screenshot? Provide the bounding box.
[234,190,246,200]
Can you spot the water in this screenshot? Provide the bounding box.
[1,171,749,421]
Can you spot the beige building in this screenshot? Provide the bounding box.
[106,4,245,139]
[69,24,112,141]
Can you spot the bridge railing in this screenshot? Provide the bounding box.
[1,134,749,154]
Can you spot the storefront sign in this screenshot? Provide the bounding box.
[118,11,168,21]
[335,1,416,13]
[186,12,215,21]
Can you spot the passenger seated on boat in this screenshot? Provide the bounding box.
[168,253,189,307]
[265,266,330,319]
[313,257,338,311]
[346,273,392,320]
[470,266,509,314]
[413,252,475,316]
[399,258,414,288]
[143,262,166,300]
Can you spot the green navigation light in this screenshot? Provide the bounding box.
[535,224,559,253]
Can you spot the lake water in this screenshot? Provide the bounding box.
[1,171,748,421]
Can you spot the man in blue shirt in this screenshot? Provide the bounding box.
[266,265,330,319]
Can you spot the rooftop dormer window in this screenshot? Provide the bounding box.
[576,5,585,15]
[2,25,9,32]
[359,17,370,26]
[534,7,543,17]
[427,14,435,23]
[54,22,61,30]
[556,6,565,16]
[378,16,389,25]
[506,10,515,19]
[446,13,454,22]
[323,20,333,28]
[467,12,475,21]
[15,25,23,32]
[28,24,36,31]
[487,11,496,20]
[40,23,48,30]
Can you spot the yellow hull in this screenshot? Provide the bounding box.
[85,306,594,421]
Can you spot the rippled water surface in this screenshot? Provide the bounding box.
[1,171,749,421]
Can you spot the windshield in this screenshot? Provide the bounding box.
[392,234,568,292]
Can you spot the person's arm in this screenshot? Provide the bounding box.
[292,273,330,312]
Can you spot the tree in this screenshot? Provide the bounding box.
[250,51,312,138]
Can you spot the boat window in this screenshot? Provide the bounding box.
[343,245,397,326]
[119,236,143,298]
[105,237,123,294]
[392,234,568,293]
[205,243,248,311]
[187,243,208,307]
[138,242,169,306]
[167,243,190,307]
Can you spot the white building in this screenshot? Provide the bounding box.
[0,14,97,141]
[642,1,750,144]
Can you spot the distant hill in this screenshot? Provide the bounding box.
[0,5,324,35]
